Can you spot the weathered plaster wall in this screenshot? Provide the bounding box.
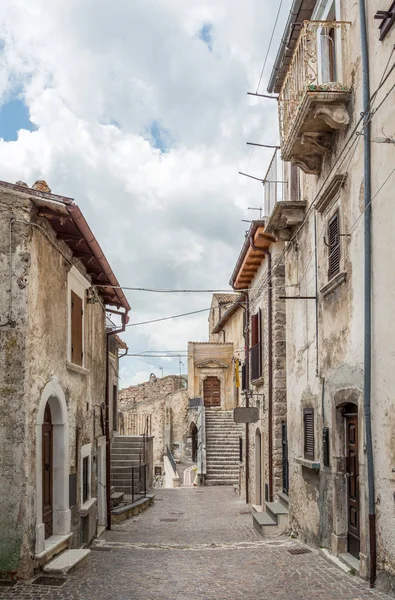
[282,0,395,585]
[0,189,107,577]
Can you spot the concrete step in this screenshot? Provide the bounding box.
[206,479,238,486]
[111,491,124,508]
[277,491,289,510]
[43,550,90,576]
[265,501,289,531]
[253,512,280,537]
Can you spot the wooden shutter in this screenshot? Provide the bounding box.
[304,408,315,460]
[328,211,340,280]
[251,313,259,347]
[241,363,247,391]
[71,291,83,366]
[290,164,300,201]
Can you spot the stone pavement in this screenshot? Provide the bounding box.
[0,486,392,600]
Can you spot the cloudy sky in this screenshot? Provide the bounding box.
[0,0,292,387]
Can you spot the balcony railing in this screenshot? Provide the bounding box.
[278,20,351,174]
[263,149,285,218]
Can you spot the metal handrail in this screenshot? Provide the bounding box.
[166,445,177,474]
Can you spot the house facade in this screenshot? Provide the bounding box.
[0,179,129,578]
[261,0,395,589]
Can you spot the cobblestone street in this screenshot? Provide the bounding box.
[0,487,391,600]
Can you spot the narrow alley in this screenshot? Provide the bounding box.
[0,488,391,600]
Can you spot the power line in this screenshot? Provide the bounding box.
[255,0,284,94]
[126,307,212,327]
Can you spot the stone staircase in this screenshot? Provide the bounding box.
[205,410,241,486]
[111,436,145,503]
[252,491,289,536]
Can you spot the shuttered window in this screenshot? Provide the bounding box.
[241,363,247,391]
[71,290,83,366]
[328,211,341,280]
[250,309,262,381]
[304,408,315,460]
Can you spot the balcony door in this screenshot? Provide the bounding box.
[314,0,341,85]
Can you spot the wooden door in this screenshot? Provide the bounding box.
[346,414,360,558]
[282,421,289,495]
[42,403,53,539]
[203,377,221,407]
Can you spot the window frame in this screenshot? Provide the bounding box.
[80,443,92,506]
[312,0,344,86]
[327,209,341,280]
[303,408,315,461]
[67,267,90,367]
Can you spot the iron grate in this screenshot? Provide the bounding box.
[160,518,178,522]
[287,547,312,555]
[32,577,66,587]
[0,581,17,587]
[239,510,251,515]
[90,546,112,552]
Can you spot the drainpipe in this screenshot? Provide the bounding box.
[249,237,273,503]
[359,0,376,587]
[243,292,250,504]
[105,308,128,531]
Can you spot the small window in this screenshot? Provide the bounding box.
[71,290,83,365]
[328,210,341,280]
[82,456,89,503]
[304,408,315,461]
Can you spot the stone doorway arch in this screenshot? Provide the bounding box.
[35,377,71,555]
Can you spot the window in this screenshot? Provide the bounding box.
[327,210,341,280]
[82,456,89,504]
[71,291,83,365]
[250,309,262,381]
[68,267,89,368]
[304,408,315,460]
[314,1,341,85]
[80,443,92,505]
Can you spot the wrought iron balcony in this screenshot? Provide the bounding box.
[278,20,351,175]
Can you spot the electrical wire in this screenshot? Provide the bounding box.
[255,0,285,94]
[126,307,211,327]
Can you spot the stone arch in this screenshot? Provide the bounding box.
[35,377,71,555]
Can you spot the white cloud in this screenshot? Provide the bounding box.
[0,0,292,386]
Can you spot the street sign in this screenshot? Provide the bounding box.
[233,407,259,424]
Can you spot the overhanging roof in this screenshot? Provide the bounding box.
[267,0,316,94]
[0,180,130,311]
[211,293,244,334]
[229,221,276,291]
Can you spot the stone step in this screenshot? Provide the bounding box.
[206,479,238,486]
[111,491,124,508]
[111,459,141,466]
[265,501,289,530]
[277,491,289,509]
[43,550,90,576]
[252,512,280,537]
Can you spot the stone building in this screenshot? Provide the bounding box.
[256,0,395,589]
[0,179,129,578]
[230,221,289,519]
[119,375,189,472]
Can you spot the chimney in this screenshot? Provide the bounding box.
[32,180,51,193]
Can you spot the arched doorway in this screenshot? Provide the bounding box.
[190,423,198,462]
[203,376,221,407]
[255,429,262,506]
[35,378,70,555]
[42,403,53,539]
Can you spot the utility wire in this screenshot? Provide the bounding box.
[255,0,284,93]
[126,307,211,327]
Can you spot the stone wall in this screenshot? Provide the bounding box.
[0,187,108,577]
[119,375,189,466]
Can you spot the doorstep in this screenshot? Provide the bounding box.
[339,552,360,573]
[43,549,90,576]
[35,533,73,561]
